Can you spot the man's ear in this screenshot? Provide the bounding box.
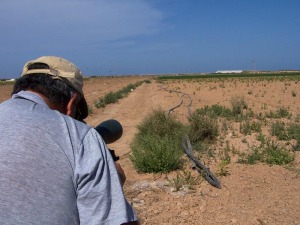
[66,93,79,117]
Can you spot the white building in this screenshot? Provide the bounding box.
[215,70,243,74]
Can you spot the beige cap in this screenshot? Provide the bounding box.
[22,56,88,120]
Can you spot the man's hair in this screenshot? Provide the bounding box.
[12,63,75,107]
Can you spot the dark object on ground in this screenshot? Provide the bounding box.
[182,135,221,189]
[94,119,123,161]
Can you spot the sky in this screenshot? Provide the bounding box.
[0,0,300,79]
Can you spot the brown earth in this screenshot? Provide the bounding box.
[1,76,300,225]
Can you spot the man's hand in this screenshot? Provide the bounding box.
[115,162,126,187]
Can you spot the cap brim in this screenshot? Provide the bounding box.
[77,96,88,121]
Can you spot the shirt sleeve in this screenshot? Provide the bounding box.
[74,128,137,225]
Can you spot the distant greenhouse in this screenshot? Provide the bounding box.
[215,70,243,74]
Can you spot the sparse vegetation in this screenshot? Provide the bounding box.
[230,96,248,115]
[131,94,297,175]
[240,121,262,135]
[217,160,230,176]
[0,80,15,85]
[169,170,200,191]
[90,76,299,190]
[265,107,292,119]
[238,140,294,165]
[94,80,150,108]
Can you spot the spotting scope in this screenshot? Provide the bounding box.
[94,119,123,161]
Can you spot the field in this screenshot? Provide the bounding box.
[1,75,300,225]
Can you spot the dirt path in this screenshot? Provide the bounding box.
[87,82,158,156]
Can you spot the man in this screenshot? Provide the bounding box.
[0,56,138,225]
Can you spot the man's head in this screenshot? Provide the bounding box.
[13,56,88,120]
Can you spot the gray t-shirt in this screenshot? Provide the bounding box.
[0,91,137,225]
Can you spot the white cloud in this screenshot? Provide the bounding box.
[0,0,166,50]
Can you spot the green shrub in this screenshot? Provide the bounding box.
[130,109,185,173]
[242,148,264,164]
[271,121,289,140]
[136,109,185,139]
[195,105,232,118]
[95,91,121,108]
[121,83,136,94]
[131,134,183,173]
[287,124,300,151]
[287,123,300,140]
[276,107,291,118]
[264,142,294,165]
[94,97,106,108]
[188,111,218,143]
[104,91,121,104]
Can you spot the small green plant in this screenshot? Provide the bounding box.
[287,123,300,140]
[271,121,289,140]
[230,96,248,115]
[188,111,219,143]
[240,121,262,135]
[169,170,200,191]
[238,140,294,165]
[130,109,185,173]
[221,141,231,163]
[256,132,266,145]
[292,90,297,97]
[264,142,295,165]
[131,134,183,173]
[194,105,232,118]
[136,109,185,139]
[217,160,230,176]
[265,107,291,119]
[238,148,263,164]
[276,107,291,118]
[287,124,300,151]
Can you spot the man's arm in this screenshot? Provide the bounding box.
[75,129,138,224]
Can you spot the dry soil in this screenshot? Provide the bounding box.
[1,76,300,225]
